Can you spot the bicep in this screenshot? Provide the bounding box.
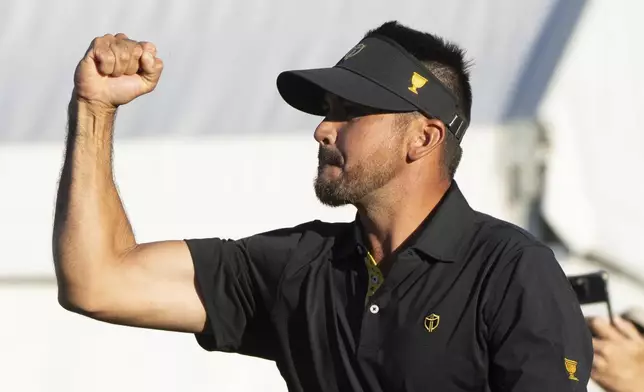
[88,224,303,356]
[92,240,208,333]
[485,246,593,391]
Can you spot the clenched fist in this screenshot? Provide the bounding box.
[74,33,163,109]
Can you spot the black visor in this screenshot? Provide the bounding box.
[277,35,469,141]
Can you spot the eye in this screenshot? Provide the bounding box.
[344,106,365,118]
[321,101,330,115]
[344,103,379,119]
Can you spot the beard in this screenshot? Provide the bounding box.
[314,144,400,207]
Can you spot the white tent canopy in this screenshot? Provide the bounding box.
[0,0,557,142]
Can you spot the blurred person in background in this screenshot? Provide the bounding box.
[590,310,644,392]
[52,21,592,391]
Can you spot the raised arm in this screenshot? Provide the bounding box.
[53,34,206,333]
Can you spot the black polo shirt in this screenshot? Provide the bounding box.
[185,182,592,392]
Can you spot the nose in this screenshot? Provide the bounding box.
[314,121,340,146]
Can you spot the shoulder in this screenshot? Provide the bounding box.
[466,211,565,289]
[238,219,353,262]
[467,214,577,323]
[466,211,560,269]
[468,211,571,293]
[244,219,352,246]
[235,220,354,285]
[186,219,351,262]
[186,220,353,292]
[471,211,548,255]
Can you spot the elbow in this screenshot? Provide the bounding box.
[55,268,112,317]
[53,247,132,320]
[57,284,104,316]
[57,281,124,324]
[53,249,120,317]
[57,290,80,313]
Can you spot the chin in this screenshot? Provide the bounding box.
[317,197,351,208]
[314,188,351,207]
[314,172,351,207]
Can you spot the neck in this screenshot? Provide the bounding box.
[357,179,451,263]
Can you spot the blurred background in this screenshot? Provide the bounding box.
[1,0,642,391]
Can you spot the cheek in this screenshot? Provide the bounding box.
[336,123,379,162]
[336,117,403,168]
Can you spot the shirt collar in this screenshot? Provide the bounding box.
[351,181,476,263]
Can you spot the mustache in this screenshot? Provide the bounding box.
[318,146,344,167]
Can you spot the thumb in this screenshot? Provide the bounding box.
[140,51,163,86]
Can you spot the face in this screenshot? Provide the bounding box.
[313,94,412,207]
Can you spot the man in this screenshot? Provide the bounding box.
[590,313,644,392]
[53,21,592,391]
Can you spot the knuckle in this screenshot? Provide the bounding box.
[101,53,115,66]
[118,49,130,62]
[141,42,156,52]
[131,46,143,60]
[91,35,112,51]
[100,49,114,61]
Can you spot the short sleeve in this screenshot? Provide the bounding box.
[484,245,593,392]
[184,226,301,360]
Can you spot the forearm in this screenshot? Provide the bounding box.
[53,96,135,308]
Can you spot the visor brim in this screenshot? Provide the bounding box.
[276,67,417,116]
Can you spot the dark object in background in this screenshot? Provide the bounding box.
[568,270,615,326]
[568,271,644,335]
[622,307,644,335]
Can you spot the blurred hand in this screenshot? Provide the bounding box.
[74,33,163,111]
[590,317,644,392]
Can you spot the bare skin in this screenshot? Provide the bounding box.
[590,317,644,392]
[53,33,453,333]
[54,34,206,333]
[313,95,451,263]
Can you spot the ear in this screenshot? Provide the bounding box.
[406,116,446,162]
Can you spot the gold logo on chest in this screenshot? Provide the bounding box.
[424,313,440,333]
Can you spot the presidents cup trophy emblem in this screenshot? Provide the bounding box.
[408,72,428,94]
[424,313,440,333]
[564,358,579,381]
[343,43,366,60]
